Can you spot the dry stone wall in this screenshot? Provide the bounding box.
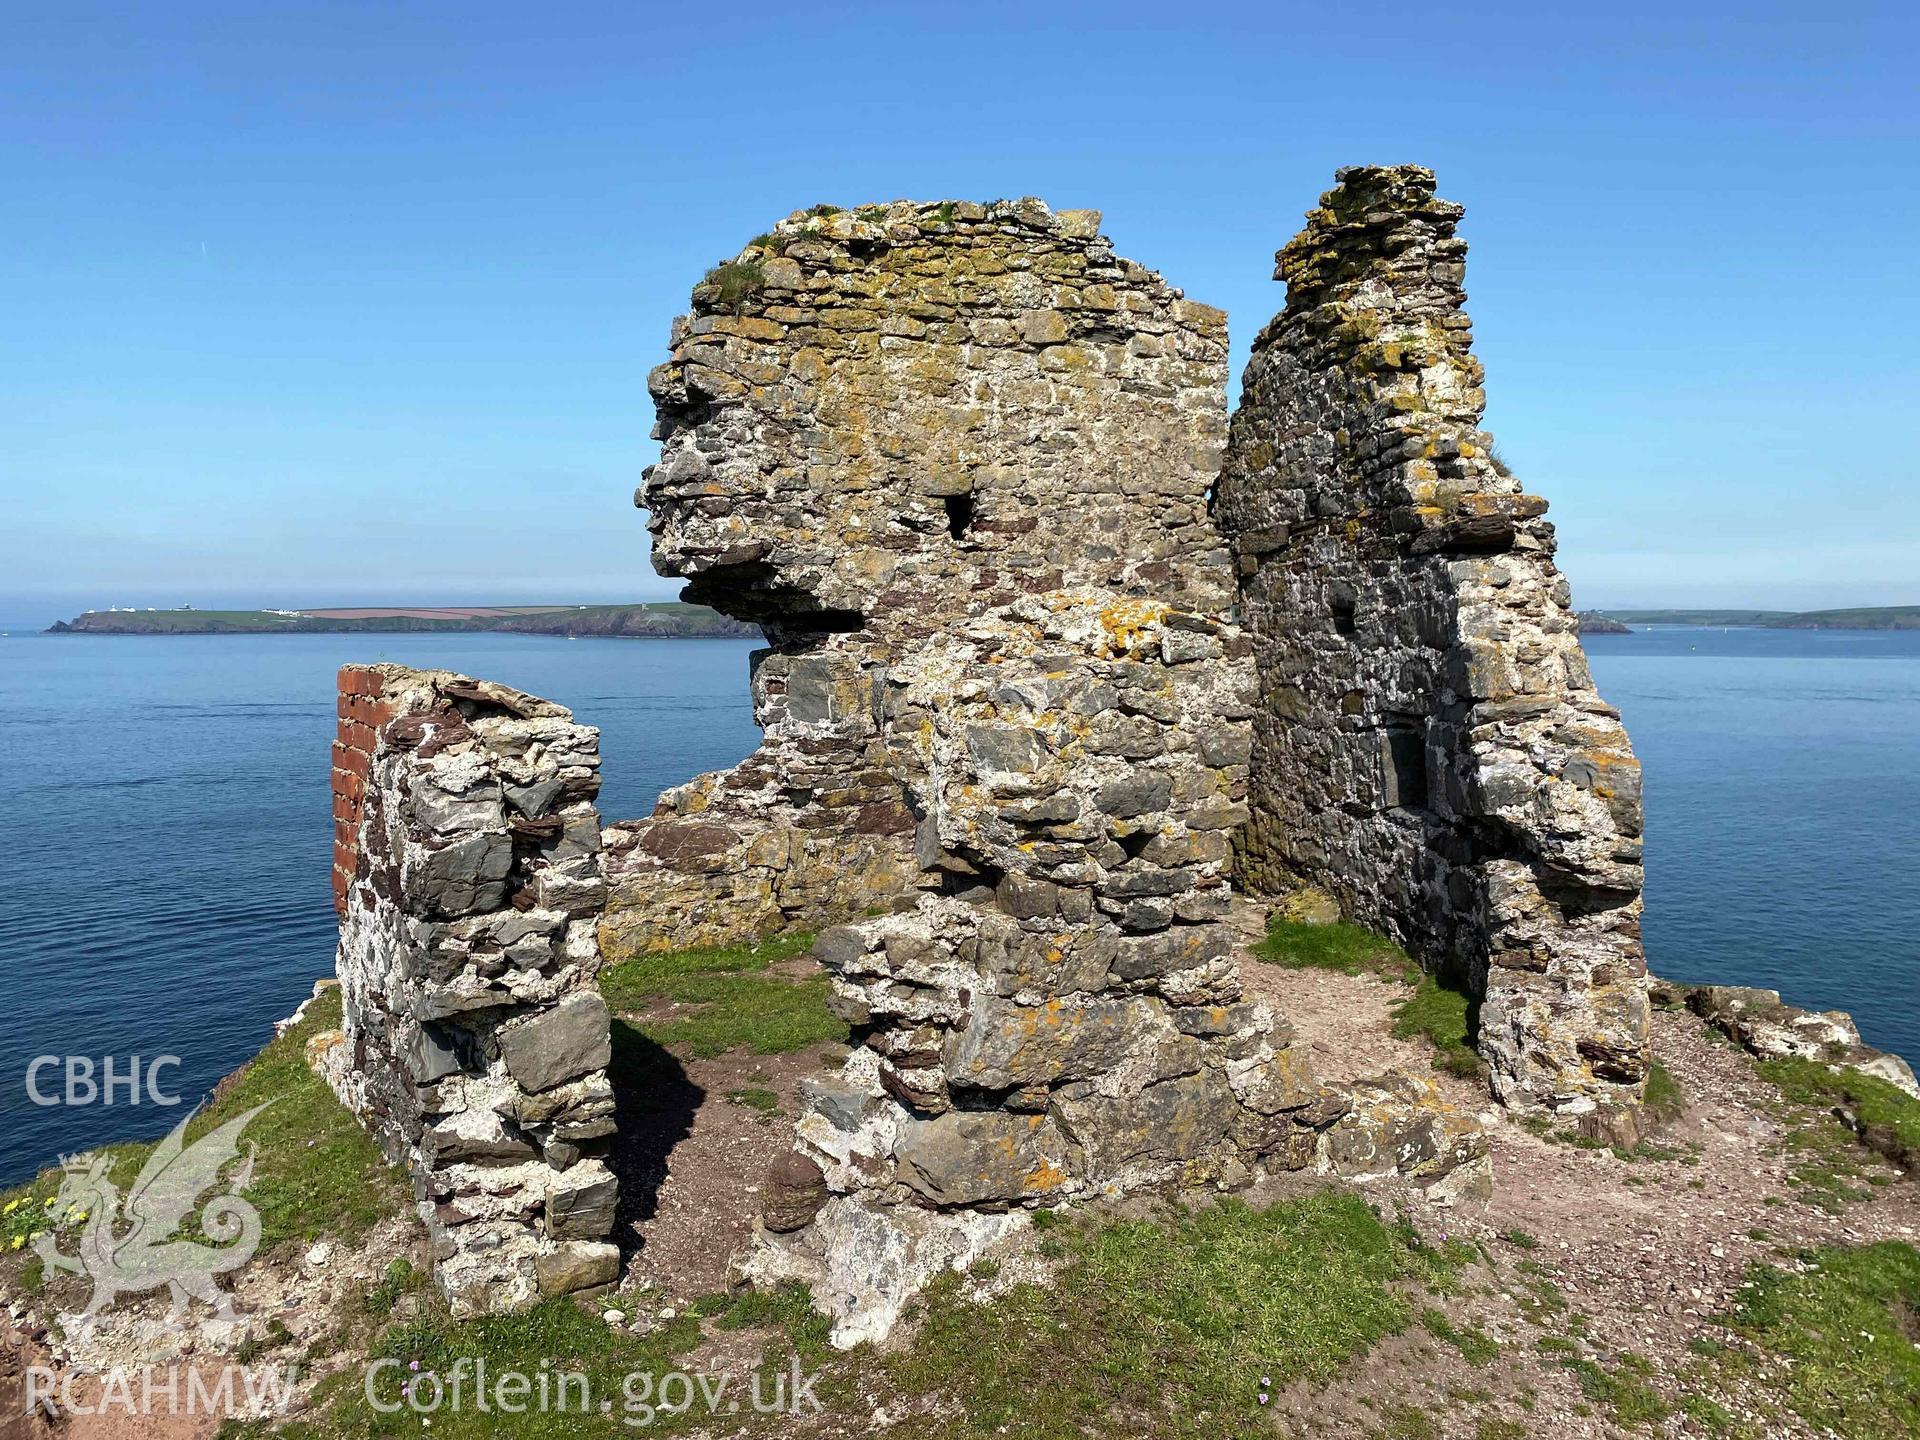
[323,665,619,1315]
[1215,166,1650,1117]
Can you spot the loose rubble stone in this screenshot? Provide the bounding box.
[1653,978,1920,1098]
[535,1241,621,1298]
[737,1195,1026,1349]
[762,1152,831,1234]
[1319,1071,1492,1206]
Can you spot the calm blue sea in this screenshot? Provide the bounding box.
[1584,625,1920,1069]
[0,632,763,1184]
[0,625,1914,1183]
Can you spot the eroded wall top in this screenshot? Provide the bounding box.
[642,199,1232,641]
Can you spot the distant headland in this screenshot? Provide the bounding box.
[1580,605,1920,634]
[46,602,760,638]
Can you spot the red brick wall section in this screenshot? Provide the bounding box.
[331,666,394,914]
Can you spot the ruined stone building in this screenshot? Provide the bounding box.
[1215,169,1648,1117]
[325,167,1649,1333]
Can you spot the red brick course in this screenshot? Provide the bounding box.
[331,666,394,914]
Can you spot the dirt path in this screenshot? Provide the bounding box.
[1242,927,1920,1438]
[610,1038,842,1306]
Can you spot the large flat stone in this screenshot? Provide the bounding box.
[499,991,612,1094]
[895,1111,1076,1205]
[535,1240,620,1297]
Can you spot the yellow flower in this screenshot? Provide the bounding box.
[4,1198,21,1213]
[9,1236,22,1250]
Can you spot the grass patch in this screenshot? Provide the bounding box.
[1758,1057,1920,1168]
[1513,1267,1569,1324]
[1750,1056,1915,1209]
[1420,1306,1499,1365]
[600,932,818,996]
[251,1298,710,1439]
[1680,1393,1736,1433]
[726,1087,780,1112]
[599,933,846,1060]
[1565,1354,1668,1426]
[1642,1059,1684,1123]
[1707,1241,1920,1440]
[882,1190,1466,1440]
[1254,918,1415,982]
[697,258,765,311]
[363,1257,426,1316]
[2,987,403,1265]
[703,1279,832,1359]
[1391,974,1484,1079]
[1536,1339,1669,1428]
[1371,1405,1438,1439]
[256,1281,834,1437]
[219,1181,1632,1440]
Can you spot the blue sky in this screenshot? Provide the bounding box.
[3,0,1915,626]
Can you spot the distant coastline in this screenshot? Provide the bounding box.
[46,602,761,639]
[1581,605,1920,633]
[51,602,1917,640]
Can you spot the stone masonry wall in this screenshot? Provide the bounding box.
[632,200,1495,1345]
[324,665,620,1315]
[598,645,921,956]
[602,198,1237,960]
[1215,167,1650,1116]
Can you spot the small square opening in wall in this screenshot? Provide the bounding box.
[942,492,976,540]
[1330,589,1358,637]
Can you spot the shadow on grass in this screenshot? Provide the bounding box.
[1390,969,1485,1080]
